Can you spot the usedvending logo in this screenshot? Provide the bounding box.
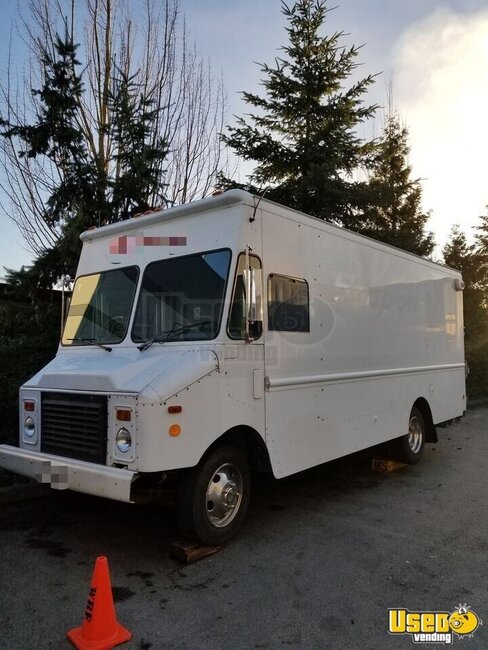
[388,604,482,644]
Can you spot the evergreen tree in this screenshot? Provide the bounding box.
[444,225,488,398]
[220,0,377,227]
[474,208,488,257]
[0,34,168,286]
[1,34,99,284]
[1,35,96,231]
[108,70,168,221]
[359,112,434,257]
[0,0,226,290]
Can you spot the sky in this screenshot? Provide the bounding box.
[1,0,487,274]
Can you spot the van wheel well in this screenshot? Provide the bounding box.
[413,397,437,443]
[206,426,271,473]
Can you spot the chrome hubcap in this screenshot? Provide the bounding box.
[408,415,423,454]
[206,463,243,528]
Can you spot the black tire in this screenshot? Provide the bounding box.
[391,406,425,464]
[177,444,251,545]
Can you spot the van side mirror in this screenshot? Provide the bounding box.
[243,267,263,341]
[60,275,72,338]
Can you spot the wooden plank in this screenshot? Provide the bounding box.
[372,458,407,473]
[170,540,223,564]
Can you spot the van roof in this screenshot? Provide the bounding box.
[80,190,253,242]
[80,189,460,275]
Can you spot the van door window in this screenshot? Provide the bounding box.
[268,274,310,332]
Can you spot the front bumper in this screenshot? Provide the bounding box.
[0,445,136,503]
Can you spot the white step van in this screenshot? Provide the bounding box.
[0,190,466,544]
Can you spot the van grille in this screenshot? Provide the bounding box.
[41,393,107,464]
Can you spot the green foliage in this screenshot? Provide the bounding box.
[0,280,60,444]
[108,69,168,221]
[443,225,488,399]
[1,36,94,234]
[220,0,377,226]
[359,113,434,257]
[0,33,168,287]
[474,212,488,257]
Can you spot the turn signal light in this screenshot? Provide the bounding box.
[24,401,35,412]
[168,405,182,414]
[169,424,182,437]
[116,409,132,422]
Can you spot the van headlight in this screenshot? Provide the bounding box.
[24,416,35,438]
[116,427,132,453]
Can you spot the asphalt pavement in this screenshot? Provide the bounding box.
[1,407,487,649]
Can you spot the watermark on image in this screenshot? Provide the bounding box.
[388,604,482,644]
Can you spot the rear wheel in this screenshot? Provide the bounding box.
[391,406,425,464]
[177,444,250,545]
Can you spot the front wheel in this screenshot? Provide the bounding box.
[177,444,251,545]
[391,406,426,464]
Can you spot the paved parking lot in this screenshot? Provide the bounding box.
[1,407,487,649]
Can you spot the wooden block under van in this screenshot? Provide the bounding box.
[372,458,407,473]
[170,540,223,564]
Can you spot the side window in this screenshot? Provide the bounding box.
[228,253,262,340]
[268,274,310,332]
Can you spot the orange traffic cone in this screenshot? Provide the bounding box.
[67,556,132,650]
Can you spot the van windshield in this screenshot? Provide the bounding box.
[62,266,139,346]
[132,249,231,344]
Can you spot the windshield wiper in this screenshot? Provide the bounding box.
[138,320,212,352]
[68,337,112,352]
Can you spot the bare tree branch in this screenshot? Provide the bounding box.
[0,0,227,255]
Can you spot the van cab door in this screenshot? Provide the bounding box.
[223,249,265,420]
